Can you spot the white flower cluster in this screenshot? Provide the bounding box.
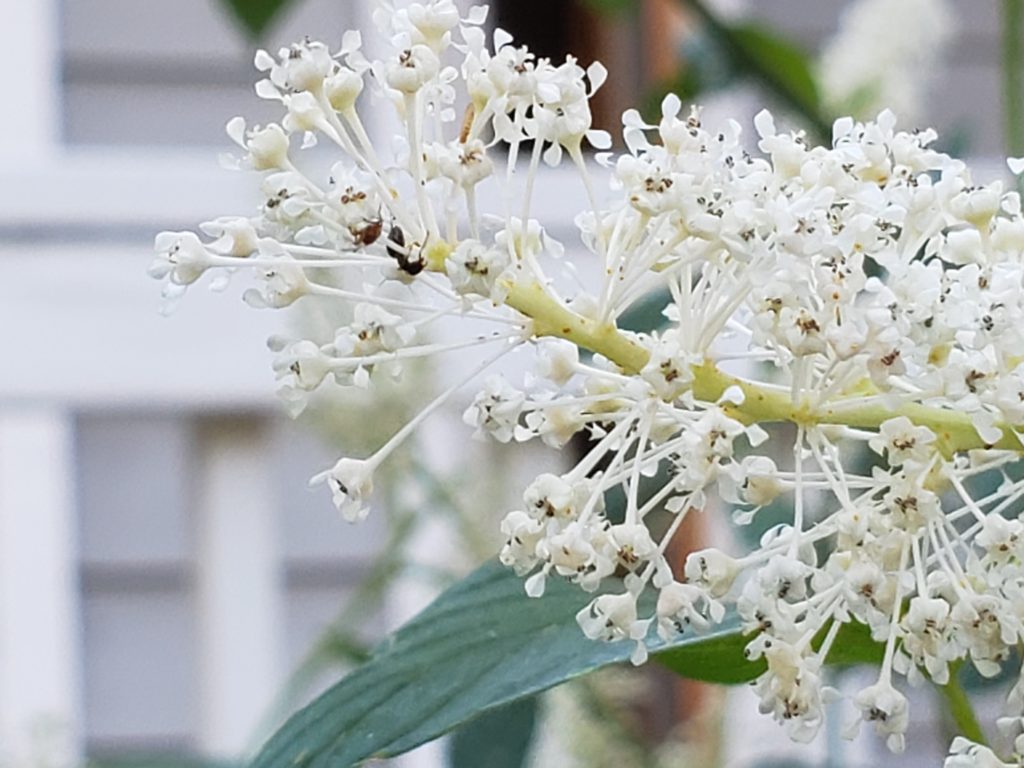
[153,1,1024,759]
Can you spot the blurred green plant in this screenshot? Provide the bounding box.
[220,0,296,38]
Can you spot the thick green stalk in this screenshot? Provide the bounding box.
[428,244,1024,454]
[938,672,987,747]
[499,276,1024,454]
[503,279,650,373]
[1004,0,1024,196]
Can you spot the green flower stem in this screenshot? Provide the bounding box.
[1004,0,1024,195]
[503,279,651,373]
[496,273,1024,454]
[939,672,988,747]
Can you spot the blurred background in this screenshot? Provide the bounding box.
[0,0,1016,767]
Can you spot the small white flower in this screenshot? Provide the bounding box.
[272,339,333,391]
[406,0,461,50]
[310,457,375,522]
[522,473,576,521]
[386,45,440,94]
[683,548,740,598]
[258,39,334,94]
[200,217,259,257]
[944,737,1014,767]
[499,510,545,575]
[325,67,365,112]
[537,339,579,386]
[656,581,723,639]
[517,404,586,448]
[150,232,213,286]
[428,138,494,188]
[576,592,650,664]
[283,91,327,134]
[226,118,290,171]
[949,183,1003,230]
[445,240,509,298]
[870,417,938,466]
[243,260,310,308]
[900,595,954,684]
[334,303,414,357]
[848,680,909,753]
[976,514,1024,566]
[640,331,698,401]
[463,376,525,442]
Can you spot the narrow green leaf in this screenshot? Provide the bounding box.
[88,759,236,768]
[218,0,297,39]
[728,23,822,121]
[252,561,745,768]
[251,562,886,768]
[617,288,672,334]
[447,696,538,768]
[680,0,832,141]
[820,619,885,668]
[656,622,763,683]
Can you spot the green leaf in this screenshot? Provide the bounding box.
[617,288,671,334]
[252,561,746,768]
[656,621,763,683]
[821,619,886,668]
[679,1,832,141]
[252,562,885,768]
[447,696,538,768]
[581,0,637,15]
[87,759,236,768]
[218,0,297,39]
[728,23,822,122]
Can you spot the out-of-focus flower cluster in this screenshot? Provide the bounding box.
[819,0,953,121]
[152,2,1024,761]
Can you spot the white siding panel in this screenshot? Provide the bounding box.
[1,0,60,164]
[62,0,363,146]
[195,419,284,758]
[63,0,249,61]
[0,245,282,408]
[77,415,194,564]
[64,81,279,147]
[0,410,82,768]
[81,590,198,748]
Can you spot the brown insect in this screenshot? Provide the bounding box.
[350,217,383,247]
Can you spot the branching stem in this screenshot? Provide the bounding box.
[491,263,1024,454]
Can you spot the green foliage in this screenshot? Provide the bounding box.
[617,288,672,334]
[727,23,823,126]
[219,0,297,39]
[677,1,832,141]
[253,561,885,768]
[820,619,886,667]
[581,0,638,15]
[87,760,235,768]
[447,697,539,768]
[655,621,763,683]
